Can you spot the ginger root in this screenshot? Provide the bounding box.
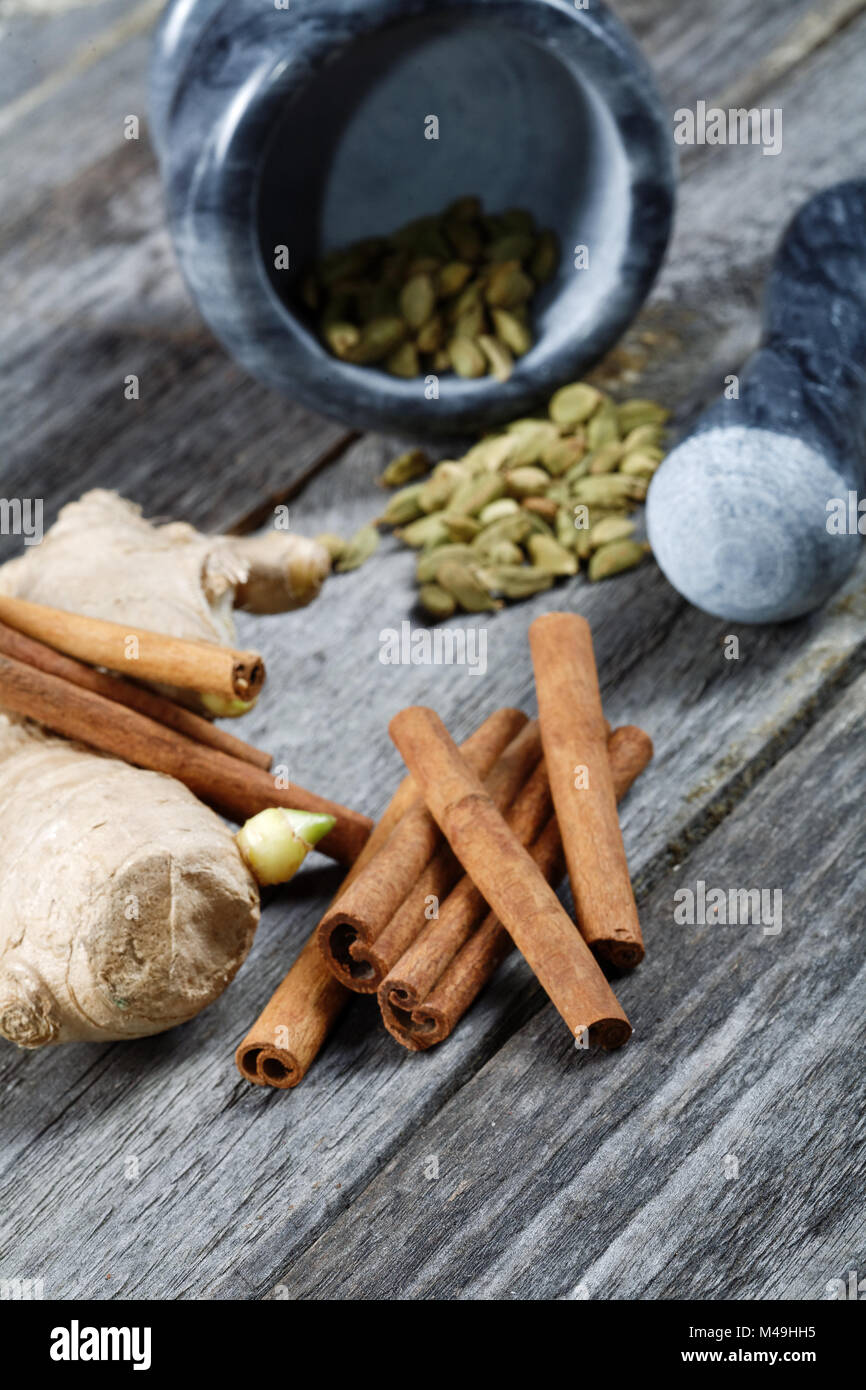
[0,490,331,710]
[0,718,260,1047]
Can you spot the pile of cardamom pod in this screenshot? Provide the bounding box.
[358,381,669,616]
[299,196,558,382]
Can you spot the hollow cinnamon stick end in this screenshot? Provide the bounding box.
[235,1040,269,1086]
[596,937,646,971]
[255,1046,303,1088]
[232,652,266,700]
[317,911,384,992]
[587,1015,633,1050]
[379,982,448,1052]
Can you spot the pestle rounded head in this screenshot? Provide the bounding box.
[646,426,861,623]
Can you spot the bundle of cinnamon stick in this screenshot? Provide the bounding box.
[0,603,371,865]
[238,613,652,1088]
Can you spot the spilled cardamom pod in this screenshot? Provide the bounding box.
[335,523,380,572]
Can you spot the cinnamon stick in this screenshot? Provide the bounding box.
[389,707,631,1048]
[235,772,419,1088]
[381,726,653,1049]
[0,619,272,770]
[316,707,528,990]
[530,612,644,968]
[0,593,265,702]
[234,708,531,1088]
[0,652,369,864]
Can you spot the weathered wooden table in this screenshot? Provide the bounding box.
[1,0,864,1301]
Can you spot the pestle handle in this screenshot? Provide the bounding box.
[647,180,866,624]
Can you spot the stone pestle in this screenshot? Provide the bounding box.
[647,180,866,623]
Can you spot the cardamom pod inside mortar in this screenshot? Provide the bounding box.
[299,196,560,382]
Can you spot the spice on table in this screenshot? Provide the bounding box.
[389,705,632,1048]
[300,197,560,381]
[530,612,644,968]
[0,593,265,704]
[317,709,526,990]
[342,719,544,995]
[372,379,669,613]
[379,724,652,1050]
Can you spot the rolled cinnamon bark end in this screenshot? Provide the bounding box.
[389,707,631,1048]
[0,593,266,703]
[530,612,645,969]
[234,936,347,1089]
[317,707,527,992]
[231,654,265,701]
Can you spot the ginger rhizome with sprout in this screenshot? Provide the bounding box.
[0,718,261,1047]
[0,491,335,1049]
[0,490,331,712]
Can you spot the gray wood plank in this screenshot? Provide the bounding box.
[268,665,866,1300]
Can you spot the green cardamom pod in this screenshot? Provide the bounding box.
[335,522,380,572]
[323,321,361,359]
[486,232,536,263]
[542,434,586,476]
[549,382,603,428]
[448,473,506,516]
[505,465,551,498]
[418,582,457,619]
[419,465,464,514]
[505,419,562,466]
[381,483,427,526]
[619,450,663,478]
[472,512,534,551]
[438,514,479,542]
[436,559,502,612]
[347,315,407,364]
[461,433,519,472]
[397,514,453,549]
[386,341,420,377]
[478,497,521,525]
[522,496,559,523]
[415,314,446,354]
[479,564,554,599]
[491,307,533,357]
[572,475,649,506]
[587,441,625,474]
[622,423,665,452]
[378,448,430,488]
[586,399,621,449]
[448,336,488,378]
[616,399,671,432]
[477,334,514,383]
[483,539,525,566]
[437,261,474,298]
[416,544,477,583]
[485,260,535,308]
[555,507,580,552]
[527,534,579,576]
[588,539,650,582]
[400,273,437,330]
[587,516,637,548]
